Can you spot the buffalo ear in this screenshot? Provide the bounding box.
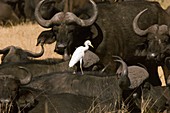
[134,43,147,56]
[36,30,56,46]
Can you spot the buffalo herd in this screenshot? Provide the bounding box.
[0,0,170,113]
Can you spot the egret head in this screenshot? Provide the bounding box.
[84,40,93,48]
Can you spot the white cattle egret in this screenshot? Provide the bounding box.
[69,40,93,75]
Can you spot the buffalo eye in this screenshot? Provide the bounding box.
[52,26,59,32]
[68,26,75,33]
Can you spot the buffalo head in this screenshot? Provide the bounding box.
[0,67,32,113]
[133,82,169,112]
[133,8,170,62]
[0,45,44,63]
[35,0,98,60]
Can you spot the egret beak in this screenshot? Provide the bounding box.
[90,44,94,48]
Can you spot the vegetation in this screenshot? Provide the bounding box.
[0,22,62,62]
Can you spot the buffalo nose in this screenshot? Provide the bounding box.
[54,44,66,55]
[57,44,66,48]
[0,98,10,103]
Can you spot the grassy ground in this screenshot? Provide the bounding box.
[0,22,63,61]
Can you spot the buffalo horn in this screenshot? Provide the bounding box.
[26,45,44,58]
[35,0,54,28]
[0,46,12,54]
[114,59,128,77]
[133,8,150,36]
[133,8,164,36]
[66,0,98,26]
[114,59,130,89]
[18,66,32,85]
[35,0,98,27]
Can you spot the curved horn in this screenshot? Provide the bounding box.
[66,0,98,26]
[112,55,123,60]
[114,59,128,77]
[114,59,130,89]
[26,45,44,58]
[1,46,16,63]
[133,8,149,36]
[18,66,32,85]
[35,0,98,27]
[35,0,54,28]
[0,46,12,54]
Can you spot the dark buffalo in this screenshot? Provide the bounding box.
[23,0,58,22]
[35,0,170,86]
[0,0,26,22]
[24,59,150,112]
[35,0,98,60]
[0,1,19,26]
[0,57,149,112]
[0,59,71,77]
[0,51,100,79]
[133,82,170,112]
[0,45,44,63]
[0,0,19,9]
[24,0,110,22]
[27,93,95,113]
[0,69,94,113]
[0,67,33,113]
[22,89,123,113]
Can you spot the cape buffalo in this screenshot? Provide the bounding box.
[0,56,149,112]
[27,93,95,113]
[133,82,170,112]
[0,67,33,113]
[0,58,67,77]
[35,0,170,86]
[0,1,19,26]
[0,45,44,64]
[24,59,149,112]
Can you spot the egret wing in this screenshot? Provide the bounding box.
[69,47,84,67]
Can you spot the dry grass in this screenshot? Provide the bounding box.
[0,22,62,61]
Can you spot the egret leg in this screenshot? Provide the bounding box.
[80,58,84,75]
